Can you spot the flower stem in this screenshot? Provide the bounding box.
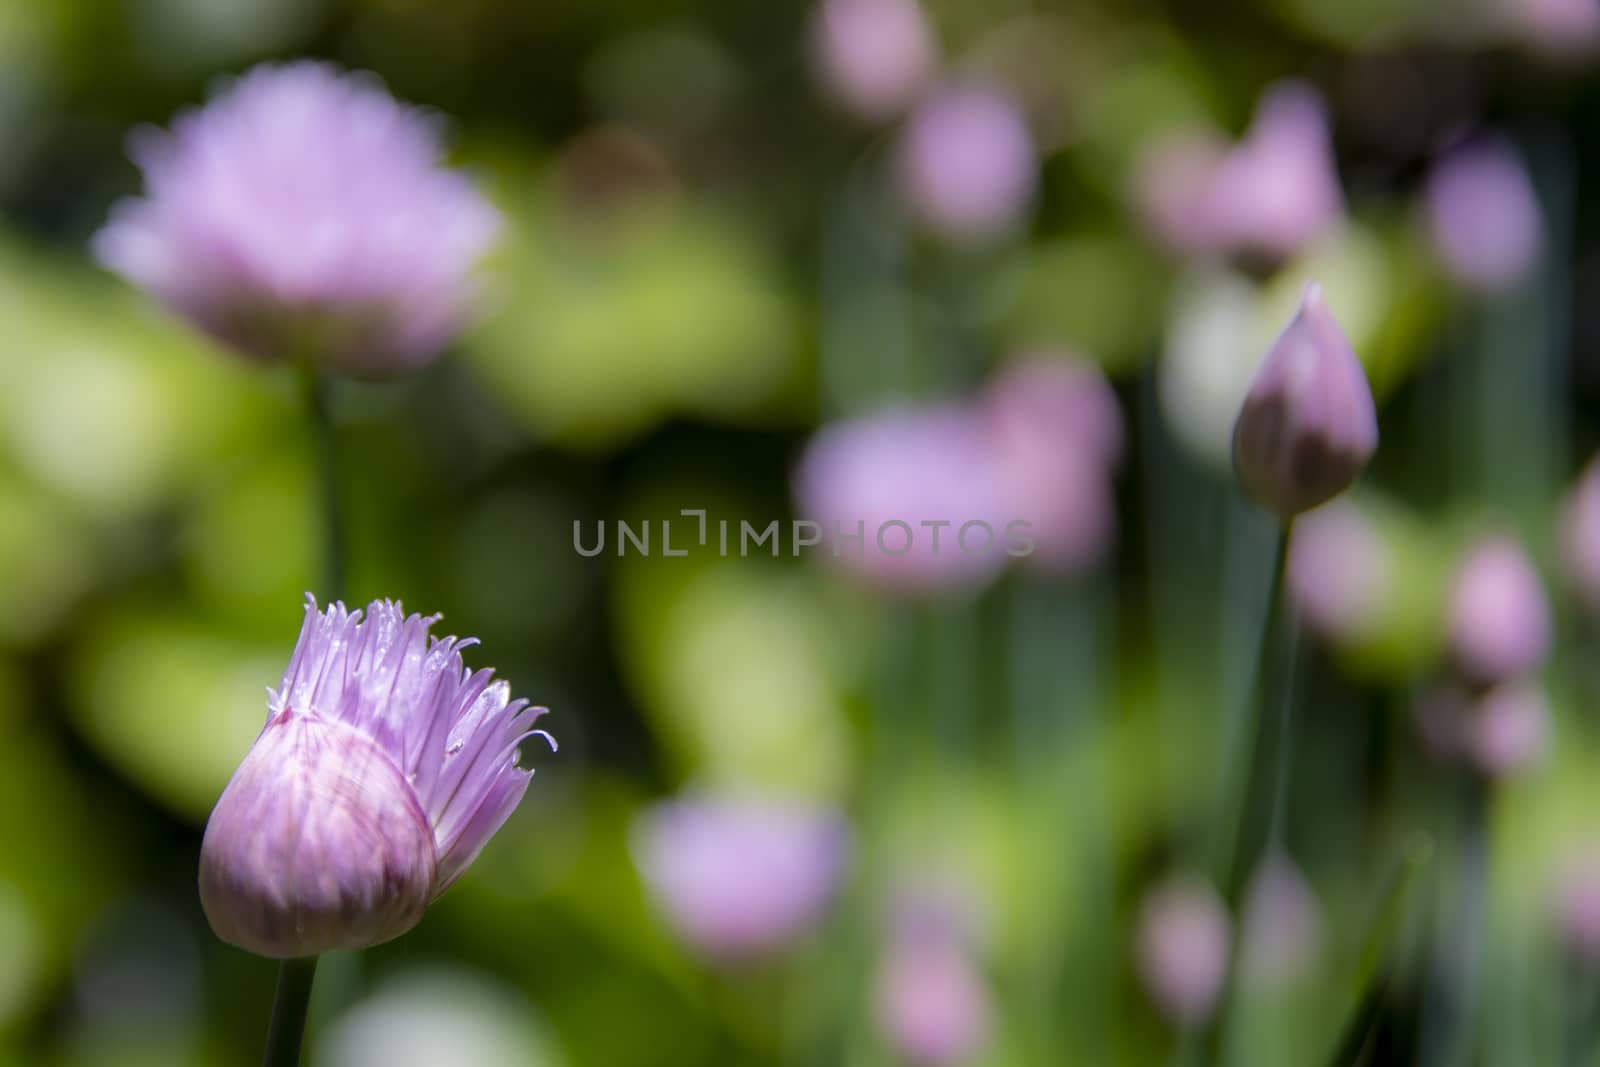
[262,956,319,1067]
[299,362,345,601]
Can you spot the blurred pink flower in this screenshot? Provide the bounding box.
[1447,535,1551,684]
[1233,283,1378,518]
[982,355,1123,575]
[811,0,937,122]
[895,84,1037,240]
[794,405,1016,595]
[1136,83,1342,266]
[633,794,849,963]
[1561,455,1600,610]
[1136,877,1231,1029]
[94,61,500,378]
[1467,680,1549,778]
[876,938,991,1066]
[1206,82,1343,265]
[1425,134,1542,293]
[1288,500,1392,642]
[200,597,552,958]
[874,876,991,1066]
[1241,854,1324,984]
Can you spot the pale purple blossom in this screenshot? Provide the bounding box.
[982,355,1123,574]
[811,0,936,122]
[1135,877,1231,1029]
[1467,680,1549,778]
[1425,135,1542,293]
[1206,82,1343,265]
[874,876,991,1066]
[1447,536,1551,683]
[1241,854,1324,984]
[199,597,552,958]
[633,794,849,963]
[895,84,1037,240]
[1288,501,1392,642]
[1233,283,1378,517]
[1135,84,1342,266]
[94,61,501,378]
[794,406,1016,595]
[1500,0,1600,59]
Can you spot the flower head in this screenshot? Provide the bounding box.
[1288,500,1392,642]
[1425,134,1542,293]
[1561,455,1600,610]
[1448,535,1550,683]
[794,405,1015,595]
[632,794,849,962]
[874,875,992,1066]
[94,61,501,378]
[811,0,936,122]
[1135,876,1231,1029]
[199,597,551,958]
[895,84,1037,240]
[1232,283,1378,517]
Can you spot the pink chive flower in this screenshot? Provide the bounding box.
[794,406,1016,595]
[982,355,1124,575]
[810,0,937,122]
[1135,877,1232,1029]
[1447,536,1551,684]
[199,597,553,958]
[1205,82,1343,266]
[1233,284,1379,518]
[93,61,501,379]
[1561,455,1600,610]
[1425,135,1542,293]
[874,876,991,1066]
[1467,680,1550,779]
[1133,129,1230,257]
[632,795,849,963]
[1241,855,1324,984]
[1288,501,1393,642]
[895,84,1037,240]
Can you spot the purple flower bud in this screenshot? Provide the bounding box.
[199,597,551,958]
[1447,536,1551,683]
[1467,680,1549,779]
[1205,82,1343,266]
[1241,854,1323,984]
[1232,284,1379,518]
[632,794,849,963]
[1135,877,1231,1029]
[1288,501,1392,641]
[794,406,1014,595]
[1555,847,1600,959]
[1561,456,1600,610]
[982,355,1123,574]
[875,938,991,1066]
[93,62,501,379]
[1425,135,1542,293]
[810,0,937,122]
[895,85,1037,241]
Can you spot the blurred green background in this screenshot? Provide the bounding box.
[2,0,1600,1064]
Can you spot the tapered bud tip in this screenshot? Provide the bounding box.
[1232,283,1378,517]
[199,713,437,958]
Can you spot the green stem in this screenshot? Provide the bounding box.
[1205,519,1298,1061]
[299,362,345,601]
[262,957,319,1067]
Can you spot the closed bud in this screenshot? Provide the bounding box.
[1232,283,1378,518]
